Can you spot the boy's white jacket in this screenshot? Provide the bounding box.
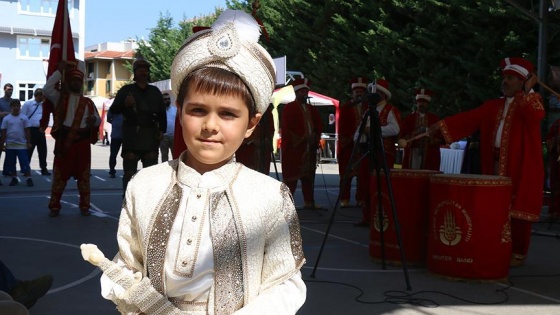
[101,154,306,314]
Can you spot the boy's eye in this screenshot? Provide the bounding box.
[221,111,238,118]
[189,107,206,115]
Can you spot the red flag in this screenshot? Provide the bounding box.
[41,0,77,129]
[47,0,76,78]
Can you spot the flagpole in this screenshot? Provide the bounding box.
[62,0,68,61]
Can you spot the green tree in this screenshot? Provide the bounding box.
[132,9,224,82]
[231,0,560,118]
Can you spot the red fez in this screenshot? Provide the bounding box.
[291,78,311,92]
[501,57,534,80]
[415,88,433,102]
[351,77,368,90]
[66,69,84,80]
[375,79,391,100]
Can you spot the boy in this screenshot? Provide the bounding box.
[98,10,306,314]
[0,99,33,187]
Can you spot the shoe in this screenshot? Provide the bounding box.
[9,177,18,186]
[80,209,91,216]
[109,171,116,178]
[48,210,59,217]
[9,274,53,309]
[26,178,34,187]
[510,254,526,267]
[353,220,370,227]
[340,200,350,208]
[41,170,51,176]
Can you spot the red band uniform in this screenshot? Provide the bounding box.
[281,79,323,208]
[400,88,441,170]
[43,67,101,216]
[355,79,401,226]
[337,77,368,207]
[236,103,275,174]
[436,57,544,265]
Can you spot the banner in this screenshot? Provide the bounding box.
[41,0,76,129]
[47,0,76,77]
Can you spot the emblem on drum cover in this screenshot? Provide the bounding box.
[372,193,390,232]
[373,209,389,232]
[439,211,462,246]
[432,200,473,246]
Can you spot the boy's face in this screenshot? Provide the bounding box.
[178,86,261,173]
[10,103,21,115]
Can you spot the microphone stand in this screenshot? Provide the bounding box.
[310,92,412,290]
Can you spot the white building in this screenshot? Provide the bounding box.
[0,0,85,101]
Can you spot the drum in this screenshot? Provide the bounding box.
[427,174,512,280]
[369,169,441,265]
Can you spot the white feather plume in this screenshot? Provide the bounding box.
[212,9,261,43]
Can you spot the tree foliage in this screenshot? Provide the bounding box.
[135,1,560,119]
[133,9,223,82]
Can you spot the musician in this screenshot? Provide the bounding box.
[281,78,323,209]
[354,79,401,227]
[338,77,368,208]
[400,88,441,170]
[545,118,560,219]
[236,103,275,174]
[428,57,544,267]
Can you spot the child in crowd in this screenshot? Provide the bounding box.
[98,10,306,314]
[0,99,33,187]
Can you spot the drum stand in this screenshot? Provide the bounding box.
[310,89,412,290]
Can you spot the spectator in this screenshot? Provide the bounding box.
[21,88,51,175]
[0,83,15,176]
[108,58,166,195]
[0,260,53,311]
[107,110,122,179]
[0,99,33,187]
[159,92,176,162]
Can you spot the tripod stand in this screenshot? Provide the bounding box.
[310,90,411,290]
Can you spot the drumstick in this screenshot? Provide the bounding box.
[536,77,560,99]
[397,131,429,148]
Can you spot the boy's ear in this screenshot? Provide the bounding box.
[245,113,262,138]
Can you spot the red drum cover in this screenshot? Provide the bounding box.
[369,169,441,265]
[427,174,512,280]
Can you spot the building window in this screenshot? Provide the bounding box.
[18,83,40,101]
[19,0,74,17]
[106,80,111,94]
[17,36,50,60]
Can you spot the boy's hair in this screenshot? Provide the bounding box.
[9,99,21,107]
[4,83,13,90]
[177,67,256,116]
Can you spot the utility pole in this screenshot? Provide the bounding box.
[503,0,548,84]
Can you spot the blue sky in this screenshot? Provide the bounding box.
[84,0,227,46]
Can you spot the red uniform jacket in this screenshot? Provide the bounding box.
[280,100,323,182]
[439,92,544,221]
[400,111,441,170]
[337,100,364,177]
[236,105,275,174]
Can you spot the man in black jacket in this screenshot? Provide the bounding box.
[109,58,166,195]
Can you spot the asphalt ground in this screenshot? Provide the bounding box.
[1,137,560,314]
